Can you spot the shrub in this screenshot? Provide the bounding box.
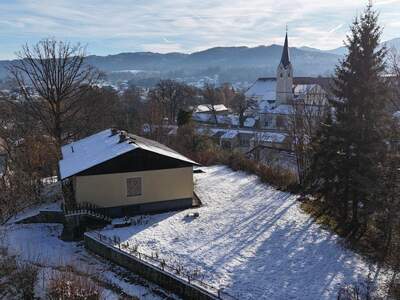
[0,248,38,300]
[221,151,298,190]
[169,135,298,190]
[47,271,103,300]
[387,277,400,300]
[337,280,377,300]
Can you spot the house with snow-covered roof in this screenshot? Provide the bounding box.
[59,129,199,218]
[245,32,329,132]
[194,104,228,114]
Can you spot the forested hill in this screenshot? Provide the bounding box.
[84,44,340,76]
[0,38,399,83]
[0,44,340,81]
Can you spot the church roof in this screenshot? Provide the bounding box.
[245,78,276,101]
[280,33,291,68]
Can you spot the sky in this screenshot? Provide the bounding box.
[0,0,399,59]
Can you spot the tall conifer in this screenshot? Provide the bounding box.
[307,4,390,235]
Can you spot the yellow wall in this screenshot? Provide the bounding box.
[74,167,193,207]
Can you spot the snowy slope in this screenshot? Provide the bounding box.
[100,166,389,300]
[1,216,178,299]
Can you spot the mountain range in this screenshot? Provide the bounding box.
[1,38,399,85]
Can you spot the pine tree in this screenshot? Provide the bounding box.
[306,4,390,236]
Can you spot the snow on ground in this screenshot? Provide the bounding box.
[100,165,390,300]
[1,204,179,300]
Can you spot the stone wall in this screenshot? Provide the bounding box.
[84,233,218,300]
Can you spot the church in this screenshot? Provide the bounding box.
[245,33,329,133]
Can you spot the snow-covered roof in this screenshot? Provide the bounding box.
[293,84,318,96]
[244,117,256,128]
[393,111,400,119]
[167,127,178,136]
[195,127,220,136]
[245,78,276,101]
[192,113,212,122]
[193,113,240,126]
[228,114,239,126]
[252,132,287,143]
[59,129,197,179]
[195,104,228,113]
[221,130,239,139]
[261,104,294,115]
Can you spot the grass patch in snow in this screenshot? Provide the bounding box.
[300,200,346,236]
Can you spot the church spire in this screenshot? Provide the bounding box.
[276,29,293,105]
[280,31,290,68]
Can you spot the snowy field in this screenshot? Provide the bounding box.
[100,166,390,300]
[1,207,178,299]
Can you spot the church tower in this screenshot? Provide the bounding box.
[276,32,293,105]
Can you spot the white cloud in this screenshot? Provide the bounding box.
[0,0,399,58]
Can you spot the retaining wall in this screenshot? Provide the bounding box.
[17,210,65,224]
[84,232,218,300]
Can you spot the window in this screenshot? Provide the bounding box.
[126,177,142,197]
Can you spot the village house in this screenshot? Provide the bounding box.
[59,129,199,218]
[192,103,256,129]
[192,104,230,124]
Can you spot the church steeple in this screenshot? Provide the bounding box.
[276,30,293,105]
[280,32,290,68]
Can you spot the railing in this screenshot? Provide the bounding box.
[64,210,112,223]
[89,231,239,300]
[64,202,112,222]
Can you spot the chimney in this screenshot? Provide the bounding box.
[110,128,119,136]
[119,132,127,143]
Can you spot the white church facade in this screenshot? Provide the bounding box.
[245,33,329,133]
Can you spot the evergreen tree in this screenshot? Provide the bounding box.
[177,109,192,127]
[306,4,390,236]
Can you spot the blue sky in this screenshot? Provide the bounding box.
[0,0,399,59]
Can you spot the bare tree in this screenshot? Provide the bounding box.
[151,80,194,124]
[118,86,144,132]
[388,48,400,111]
[288,85,328,184]
[231,91,257,127]
[0,100,52,223]
[7,39,99,165]
[202,84,223,125]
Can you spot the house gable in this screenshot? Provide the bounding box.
[75,148,193,177]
